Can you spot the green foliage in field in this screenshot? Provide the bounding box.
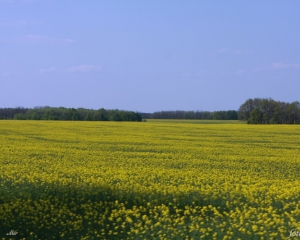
[239,98,300,124]
[1,121,300,239]
[0,107,142,122]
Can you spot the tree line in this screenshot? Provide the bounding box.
[238,98,300,124]
[140,110,238,120]
[0,107,142,122]
[1,98,299,123]
[0,107,239,121]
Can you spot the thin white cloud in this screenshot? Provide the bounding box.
[21,0,41,2]
[219,48,229,53]
[65,65,102,73]
[39,67,56,74]
[0,0,41,3]
[11,35,74,44]
[0,20,27,26]
[25,35,48,43]
[0,20,43,27]
[234,49,253,55]
[253,67,264,72]
[63,39,74,43]
[272,62,300,69]
[235,70,245,75]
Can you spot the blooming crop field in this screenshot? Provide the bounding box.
[1,120,300,239]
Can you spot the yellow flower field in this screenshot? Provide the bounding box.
[1,120,300,239]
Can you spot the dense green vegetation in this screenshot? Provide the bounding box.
[239,98,300,124]
[141,110,238,120]
[146,119,243,124]
[1,97,299,124]
[0,107,142,122]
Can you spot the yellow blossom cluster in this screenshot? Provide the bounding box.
[0,120,300,239]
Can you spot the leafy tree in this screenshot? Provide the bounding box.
[239,98,300,124]
[248,108,263,124]
[109,112,122,121]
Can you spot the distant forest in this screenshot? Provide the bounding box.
[144,98,300,124]
[0,107,237,121]
[1,98,299,123]
[140,110,238,120]
[0,107,142,122]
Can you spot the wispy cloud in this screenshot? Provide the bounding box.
[21,0,42,2]
[0,0,41,3]
[0,20,27,26]
[24,35,49,43]
[65,65,102,73]
[39,65,102,74]
[234,49,253,55]
[217,48,252,55]
[272,62,300,69]
[235,70,245,75]
[10,35,74,44]
[253,67,264,72]
[0,20,43,27]
[218,48,229,53]
[25,35,74,44]
[252,63,300,72]
[39,67,56,74]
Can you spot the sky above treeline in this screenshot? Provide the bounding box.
[1,1,300,112]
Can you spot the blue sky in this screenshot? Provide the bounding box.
[1,1,300,112]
